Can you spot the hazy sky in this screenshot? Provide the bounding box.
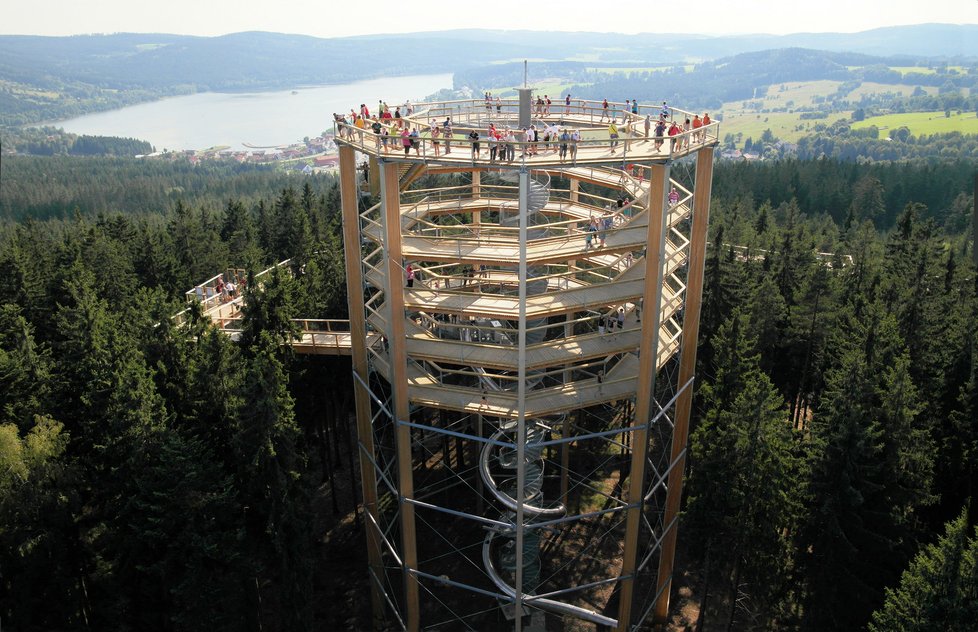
[4,0,976,38]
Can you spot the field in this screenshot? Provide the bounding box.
[852,110,978,136]
[715,78,975,144]
[718,111,852,143]
[846,65,970,75]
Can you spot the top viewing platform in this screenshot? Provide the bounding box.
[334,95,718,167]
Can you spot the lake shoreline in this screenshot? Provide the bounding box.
[43,73,454,152]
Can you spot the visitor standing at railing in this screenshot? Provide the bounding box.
[565,94,571,114]
[584,216,597,252]
[406,264,414,288]
[654,119,667,152]
[443,117,453,154]
[601,99,609,122]
[600,211,613,247]
[334,113,348,138]
[692,114,702,142]
[495,96,502,114]
[410,127,421,156]
[631,100,638,115]
[545,95,552,116]
[371,117,383,151]
[702,113,711,141]
[353,115,366,142]
[680,117,691,151]
[668,120,680,152]
[504,128,516,161]
[468,129,480,159]
[570,129,581,163]
[609,121,619,154]
[401,127,412,156]
[559,128,570,162]
[644,114,652,139]
[548,122,560,152]
[488,130,499,162]
[431,123,441,157]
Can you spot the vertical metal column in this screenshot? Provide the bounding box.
[561,314,574,505]
[653,146,715,622]
[616,163,671,632]
[338,145,385,627]
[380,160,421,631]
[513,166,530,631]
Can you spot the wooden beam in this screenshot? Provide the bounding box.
[616,162,670,631]
[653,145,715,622]
[339,145,385,627]
[380,160,421,631]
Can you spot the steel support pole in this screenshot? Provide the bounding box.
[514,166,530,631]
[339,145,385,627]
[380,160,421,631]
[561,314,574,505]
[616,162,670,632]
[653,145,715,622]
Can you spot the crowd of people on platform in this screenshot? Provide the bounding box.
[333,97,713,160]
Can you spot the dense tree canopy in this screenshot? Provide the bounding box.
[0,155,974,630]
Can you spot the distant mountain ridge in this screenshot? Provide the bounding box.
[0,23,974,92]
[0,24,974,126]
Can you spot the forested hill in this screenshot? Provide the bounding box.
[456,46,978,112]
[1,24,976,125]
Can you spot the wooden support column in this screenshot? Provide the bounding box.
[339,145,384,627]
[616,163,670,632]
[570,178,580,203]
[380,160,421,632]
[368,155,380,198]
[653,146,714,622]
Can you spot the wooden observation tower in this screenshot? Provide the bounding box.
[336,91,717,631]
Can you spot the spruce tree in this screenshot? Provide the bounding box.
[686,312,804,628]
[869,505,978,632]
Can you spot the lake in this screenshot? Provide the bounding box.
[49,74,453,152]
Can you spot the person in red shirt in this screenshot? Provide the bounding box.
[701,113,712,142]
[691,114,702,142]
[668,121,680,152]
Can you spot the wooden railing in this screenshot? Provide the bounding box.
[334,97,719,163]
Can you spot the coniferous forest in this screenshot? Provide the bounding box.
[0,156,976,631]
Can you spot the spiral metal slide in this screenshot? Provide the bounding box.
[477,169,618,628]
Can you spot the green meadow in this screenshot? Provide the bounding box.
[852,110,978,136]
